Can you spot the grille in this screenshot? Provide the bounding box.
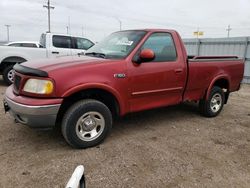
[14,74,21,91]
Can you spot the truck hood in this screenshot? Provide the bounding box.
[22,55,112,73]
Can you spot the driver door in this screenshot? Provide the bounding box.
[128,32,186,112]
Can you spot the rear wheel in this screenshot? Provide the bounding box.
[199,86,225,117]
[3,65,15,85]
[61,99,112,148]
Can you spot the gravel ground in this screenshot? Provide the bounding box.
[0,80,250,188]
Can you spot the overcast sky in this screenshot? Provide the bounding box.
[0,0,250,42]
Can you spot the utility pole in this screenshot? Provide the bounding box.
[226,25,232,38]
[114,17,122,31]
[118,18,122,31]
[43,0,55,33]
[196,27,199,56]
[193,27,204,56]
[67,16,71,34]
[5,25,11,42]
[66,26,69,34]
[196,27,200,39]
[82,26,84,37]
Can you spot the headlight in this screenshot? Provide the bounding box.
[23,79,54,94]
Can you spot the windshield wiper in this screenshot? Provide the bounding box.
[85,52,106,59]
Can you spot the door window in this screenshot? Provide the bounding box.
[9,43,22,47]
[52,35,72,48]
[21,43,37,48]
[75,37,94,50]
[141,33,177,62]
[39,34,46,48]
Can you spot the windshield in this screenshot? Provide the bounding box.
[85,30,146,59]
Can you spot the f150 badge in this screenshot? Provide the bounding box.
[114,73,126,78]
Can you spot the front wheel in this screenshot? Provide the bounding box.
[3,65,15,85]
[199,86,225,117]
[61,99,112,148]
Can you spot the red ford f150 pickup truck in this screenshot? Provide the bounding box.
[3,29,244,148]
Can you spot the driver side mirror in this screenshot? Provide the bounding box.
[133,49,155,64]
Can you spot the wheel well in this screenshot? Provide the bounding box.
[56,88,120,125]
[213,79,229,91]
[213,78,230,103]
[0,56,27,72]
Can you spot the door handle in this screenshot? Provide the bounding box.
[77,52,85,56]
[52,51,59,54]
[175,69,183,74]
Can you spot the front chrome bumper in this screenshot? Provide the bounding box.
[4,96,61,129]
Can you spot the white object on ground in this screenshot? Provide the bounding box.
[65,165,85,188]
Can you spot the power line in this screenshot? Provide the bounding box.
[43,0,55,33]
[5,25,11,42]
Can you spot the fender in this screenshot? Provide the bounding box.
[205,74,230,100]
[0,55,28,65]
[62,83,127,115]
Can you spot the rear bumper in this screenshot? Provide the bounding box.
[4,86,62,129]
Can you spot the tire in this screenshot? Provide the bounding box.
[3,64,15,85]
[199,86,225,117]
[61,99,112,149]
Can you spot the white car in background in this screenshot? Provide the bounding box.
[5,41,42,48]
[0,33,94,85]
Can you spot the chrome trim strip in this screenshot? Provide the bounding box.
[132,87,183,96]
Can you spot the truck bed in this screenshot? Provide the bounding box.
[184,57,244,101]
